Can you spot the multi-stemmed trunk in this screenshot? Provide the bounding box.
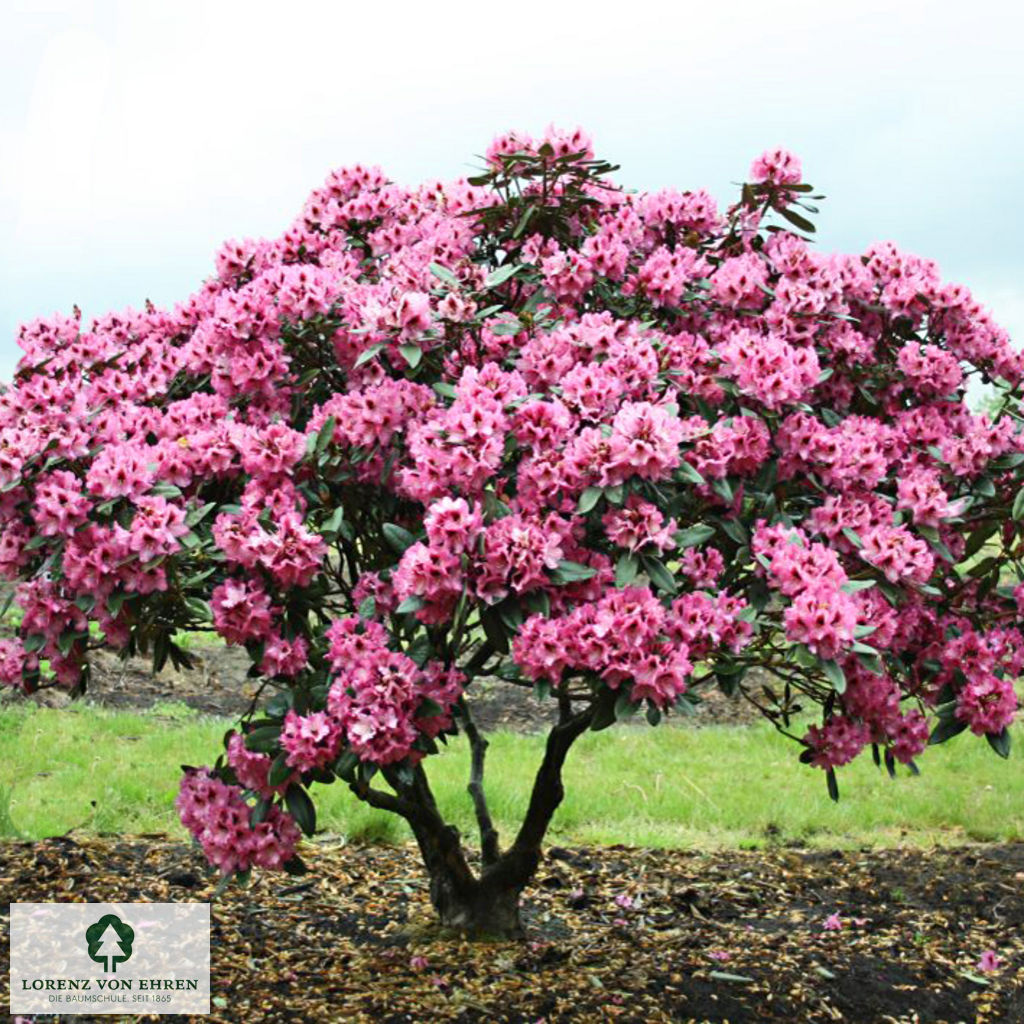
[357,704,594,938]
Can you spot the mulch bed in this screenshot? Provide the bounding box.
[2,836,1022,1023]
[16,648,764,731]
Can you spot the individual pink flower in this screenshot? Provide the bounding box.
[475,515,564,603]
[227,731,294,798]
[955,673,1017,736]
[858,525,934,585]
[717,329,820,410]
[606,402,686,484]
[279,710,343,772]
[260,634,309,678]
[895,467,968,528]
[681,548,724,588]
[0,638,27,690]
[211,578,276,644]
[977,950,1002,973]
[750,147,803,186]
[602,498,676,554]
[33,470,91,536]
[424,497,483,554]
[784,584,858,659]
[804,717,870,769]
[128,496,190,563]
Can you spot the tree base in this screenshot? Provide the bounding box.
[435,888,524,940]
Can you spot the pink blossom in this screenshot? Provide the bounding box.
[260,635,309,678]
[602,498,676,554]
[750,147,803,185]
[176,769,300,875]
[804,717,870,769]
[280,710,343,772]
[784,584,858,659]
[977,950,1002,973]
[128,496,189,563]
[211,578,276,644]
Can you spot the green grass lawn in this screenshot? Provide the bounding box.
[1,701,1021,850]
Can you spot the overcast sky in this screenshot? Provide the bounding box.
[2,0,1022,380]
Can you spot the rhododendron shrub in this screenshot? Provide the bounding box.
[2,127,1022,936]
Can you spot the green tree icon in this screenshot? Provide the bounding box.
[85,914,135,973]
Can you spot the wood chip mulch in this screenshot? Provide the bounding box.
[2,835,1022,1023]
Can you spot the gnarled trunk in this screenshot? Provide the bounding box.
[429,871,526,938]
[370,705,594,939]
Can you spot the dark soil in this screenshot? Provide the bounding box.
[2,836,1022,1023]
[19,645,764,731]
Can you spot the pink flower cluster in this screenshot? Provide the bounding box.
[753,524,858,659]
[280,710,344,772]
[325,617,463,764]
[176,769,300,875]
[603,498,677,554]
[717,329,820,410]
[513,586,702,708]
[0,638,27,691]
[804,716,871,769]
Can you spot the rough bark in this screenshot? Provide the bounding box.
[369,705,596,938]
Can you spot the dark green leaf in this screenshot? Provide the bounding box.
[1012,488,1024,521]
[779,207,816,233]
[711,477,734,503]
[987,728,1011,759]
[826,767,839,802]
[550,560,597,585]
[615,552,639,587]
[577,486,603,514]
[398,344,422,369]
[428,262,460,288]
[479,604,510,654]
[614,691,639,719]
[354,343,385,368]
[822,659,846,693]
[675,525,715,549]
[320,506,345,537]
[244,726,281,753]
[315,416,336,457]
[185,502,218,528]
[642,555,677,595]
[929,717,968,746]
[267,753,293,788]
[382,523,417,555]
[285,785,317,836]
[719,517,747,545]
[485,264,522,289]
[676,462,706,485]
[841,579,876,592]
